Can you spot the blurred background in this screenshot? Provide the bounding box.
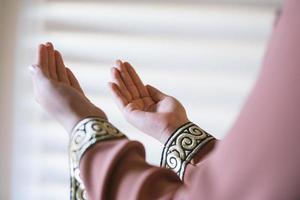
[0,0,280,199]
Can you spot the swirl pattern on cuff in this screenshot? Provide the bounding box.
[160,122,215,180]
[69,117,126,200]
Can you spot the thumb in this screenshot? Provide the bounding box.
[29,64,48,80]
[146,84,168,102]
[29,64,51,91]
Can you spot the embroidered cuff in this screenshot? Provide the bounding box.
[69,117,126,200]
[160,122,215,180]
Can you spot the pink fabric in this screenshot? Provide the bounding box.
[80,1,300,199]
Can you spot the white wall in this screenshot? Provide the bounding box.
[0,0,20,199]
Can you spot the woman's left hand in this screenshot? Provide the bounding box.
[29,42,107,133]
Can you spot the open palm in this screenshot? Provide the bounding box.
[109,61,189,143]
[30,43,106,133]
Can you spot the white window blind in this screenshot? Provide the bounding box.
[12,0,279,199]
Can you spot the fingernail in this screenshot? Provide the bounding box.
[116,60,122,66]
[46,42,53,47]
[39,44,44,49]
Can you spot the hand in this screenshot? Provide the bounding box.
[109,60,189,143]
[29,43,106,133]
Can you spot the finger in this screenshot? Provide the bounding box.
[37,44,49,77]
[108,82,128,109]
[66,68,84,94]
[124,62,154,108]
[116,60,140,99]
[111,67,132,101]
[125,62,150,98]
[55,50,70,84]
[46,42,58,80]
[146,85,168,102]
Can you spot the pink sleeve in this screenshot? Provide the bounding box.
[80,0,300,199]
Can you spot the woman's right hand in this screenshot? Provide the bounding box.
[109,60,189,144]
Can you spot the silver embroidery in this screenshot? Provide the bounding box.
[69,118,125,200]
[160,122,215,180]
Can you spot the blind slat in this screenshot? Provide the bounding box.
[38,3,276,40]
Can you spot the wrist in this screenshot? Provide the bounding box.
[58,104,107,134]
[160,119,190,144]
[68,113,107,135]
[189,139,217,164]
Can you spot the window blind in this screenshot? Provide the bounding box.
[12,0,278,199]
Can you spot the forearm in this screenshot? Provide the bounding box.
[80,140,182,200]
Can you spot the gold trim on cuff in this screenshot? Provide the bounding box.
[69,118,125,200]
[160,122,215,180]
